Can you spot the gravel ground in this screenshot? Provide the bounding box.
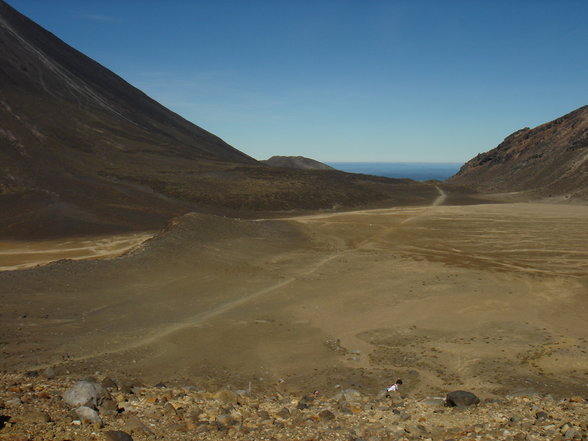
[0,372,586,441]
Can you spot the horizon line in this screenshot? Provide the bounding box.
[323,160,464,164]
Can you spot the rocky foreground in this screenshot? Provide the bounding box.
[0,372,586,441]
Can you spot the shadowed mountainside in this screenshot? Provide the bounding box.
[447,106,588,200]
[262,156,335,170]
[0,0,439,239]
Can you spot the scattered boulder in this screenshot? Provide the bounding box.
[276,407,290,419]
[103,431,133,441]
[75,406,103,427]
[318,409,336,421]
[63,380,108,408]
[563,427,578,439]
[257,410,271,421]
[1,372,588,441]
[162,402,178,417]
[44,367,55,380]
[446,390,480,407]
[99,397,119,415]
[296,395,315,410]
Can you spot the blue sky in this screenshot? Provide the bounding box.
[7,0,588,162]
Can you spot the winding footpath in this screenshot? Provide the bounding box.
[32,186,448,368]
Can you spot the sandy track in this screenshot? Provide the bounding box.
[432,185,447,206]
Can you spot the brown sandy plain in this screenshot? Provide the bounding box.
[1,188,587,400]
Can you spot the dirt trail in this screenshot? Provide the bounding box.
[432,185,447,206]
[30,188,450,369]
[31,254,343,369]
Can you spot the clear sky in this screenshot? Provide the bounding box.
[6,0,588,162]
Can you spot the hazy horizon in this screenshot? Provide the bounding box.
[324,160,462,164]
[327,161,462,181]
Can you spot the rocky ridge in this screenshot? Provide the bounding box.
[447,105,588,200]
[0,372,586,441]
[261,156,335,170]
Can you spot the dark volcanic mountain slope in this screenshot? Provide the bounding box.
[0,1,440,238]
[0,1,252,163]
[448,106,588,199]
[0,0,255,237]
[262,156,334,170]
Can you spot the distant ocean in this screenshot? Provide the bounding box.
[326,162,462,181]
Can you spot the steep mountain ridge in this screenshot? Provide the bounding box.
[0,1,439,238]
[448,106,588,199]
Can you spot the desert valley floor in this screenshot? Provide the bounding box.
[1,191,587,399]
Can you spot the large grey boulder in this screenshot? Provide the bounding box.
[63,380,107,408]
[445,390,480,407]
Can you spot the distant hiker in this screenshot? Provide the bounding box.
[386,379,402,395]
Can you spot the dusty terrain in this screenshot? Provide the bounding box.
[1,188,587,404]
